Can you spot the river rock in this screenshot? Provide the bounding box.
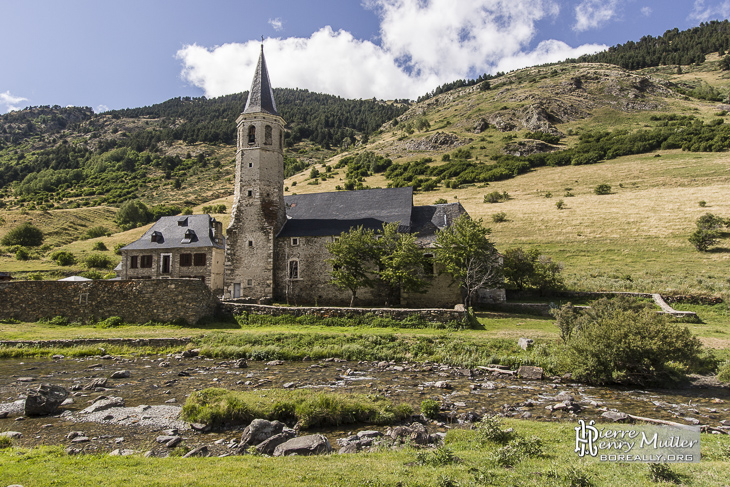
[388,423,430,445]
[273,434,331,457]
[234,359,248,368]
[433,381,452,389]
[182,446,209,458]
[517,338,534,350]
[110,370,131,379]
[601,411,630,422]
[0,411,8,419]
[0,431,22,439]
[240,419,285,448]
[24,384,69,416]
[190,423,212,433]
[109,449,136,456]
[339,442,359,454]
[83,378,108,390]
[356,430,383,439]
[80,396,125,414]
[517,366,543,380]
[265,360,284,366]
[255,430,296,455]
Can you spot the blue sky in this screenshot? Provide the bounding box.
[1,0,728,113]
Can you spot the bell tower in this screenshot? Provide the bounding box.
[224,45,286,300]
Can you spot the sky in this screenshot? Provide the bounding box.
[1,0,729,114]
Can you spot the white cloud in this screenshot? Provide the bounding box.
[0,90,29,113]
[95,104,110,113]
[574,0,622,32]
[268,18,284,32]
[495,39,607,73]
[641,6,652,16]
[176,0,608,100]
[689,0,730,22]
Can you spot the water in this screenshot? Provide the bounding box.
[0,355,727,454]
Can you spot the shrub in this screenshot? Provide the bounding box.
[1,222,44,247]
[483,191,509,203]
[415,447,459,467]
[553,297,704,385]
[689,228,719,251]
[91,242,107,251]
[648,463,682,484]
[96,316,125,328]
[434,198,448,204]
[115,200,150,230]
[0,436,12,449]
[83,226,110,239]
[15,248,30,261]
[182,207,193,215]
[491,212,507,223]
[51,250,76,266]
[556,199,565,209]
[503,247,564,293]
[475,416,514,445]
[420,399,440,419]
[699,200,707,207]
[113,243,126,255]
[80,270,104,279]
[718,361,730,383]
[544,191,552,198]
[492,436,543,467]
[84,253,114,269]
[594,183,612,195]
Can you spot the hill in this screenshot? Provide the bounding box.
[1,21,730,298]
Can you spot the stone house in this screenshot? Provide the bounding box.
[223,46,505,307]
[119,214,225,293]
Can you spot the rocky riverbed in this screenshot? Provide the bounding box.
[0,353,728,457]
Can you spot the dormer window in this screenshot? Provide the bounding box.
[150,231,163,243]
[177,217,188,226]
[248,125,256,145]
[181,229,198,244]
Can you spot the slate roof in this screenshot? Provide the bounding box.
[410,202,466,245]
[243,46,278,116]
[121,215,225,251]
[278,187,414,237]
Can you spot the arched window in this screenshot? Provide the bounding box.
[247,125,256,145]
[264,125,273,145]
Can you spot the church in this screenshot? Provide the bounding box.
[222,46,503,308]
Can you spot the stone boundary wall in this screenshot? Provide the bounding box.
[221,301,467,323]
[0,338,193,349]
[0,280,219,324]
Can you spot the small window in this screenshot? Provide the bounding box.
[291,237,299,246]
[333,236,340,243]
[423,254,435,276]
[193,253,206,266]
[160,254,171,274]
[150,231,163,243]
[264,125,273,145]
[248,240,253,248]
[248,162,253,168]
[140,255,153,268]
[247,125,256,145]
[130,256,138,269]
[180,253,193,267]
[247,190,253,197]
[288,260,299,279]
[246,279,253,287]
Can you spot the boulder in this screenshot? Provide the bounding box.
[517,366,543,380]
[601,411,630,423]
[234,359,248,368]
[24,384,69,416]
[255,430,296,455]
[517,338,534,350]
[110,370,131,379]
[0,431,22,439]
[83,378,108,390]
[273,434,331,457]
[80,396,125,414]
[182,446,209,458]
[388,422,430,445]
[240,419,285,448]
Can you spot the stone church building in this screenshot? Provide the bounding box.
[222,46,502,307]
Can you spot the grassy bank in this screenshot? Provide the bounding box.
[1,418,728,487]
[181,388,413,429]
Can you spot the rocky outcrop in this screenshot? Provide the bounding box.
[405,132,470,151]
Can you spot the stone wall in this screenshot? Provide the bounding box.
[0,279,219,324]
[221,302,467,324]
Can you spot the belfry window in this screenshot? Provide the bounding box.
[264,125,273,145]
[247,125,256,145]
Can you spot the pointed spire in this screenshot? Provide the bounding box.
[243,45,278,116]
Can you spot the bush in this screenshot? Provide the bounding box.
[15,248,29,261]
[91,242,107,251]
[556,199,565,209]
[182,207,193,215]
[1,222,44,247]
[83,226,110,239]
[491,212,507,223]
[80,270,104,279]
[689,228,719,251]
[699,200,707,207]
[115,200,150,230]
[483,191,509,203]
[420,399,440,419]
[648,463,682,484]
[594,183,612,195]
[434,198,448,204]
[51,250,76,266]
[503,247,564,293]
[0,436,12,449]
[113,243,126,255]
[553,297,704,385]
[475,416,515,445]
[718,361,730,383]
[84,253,114,269]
